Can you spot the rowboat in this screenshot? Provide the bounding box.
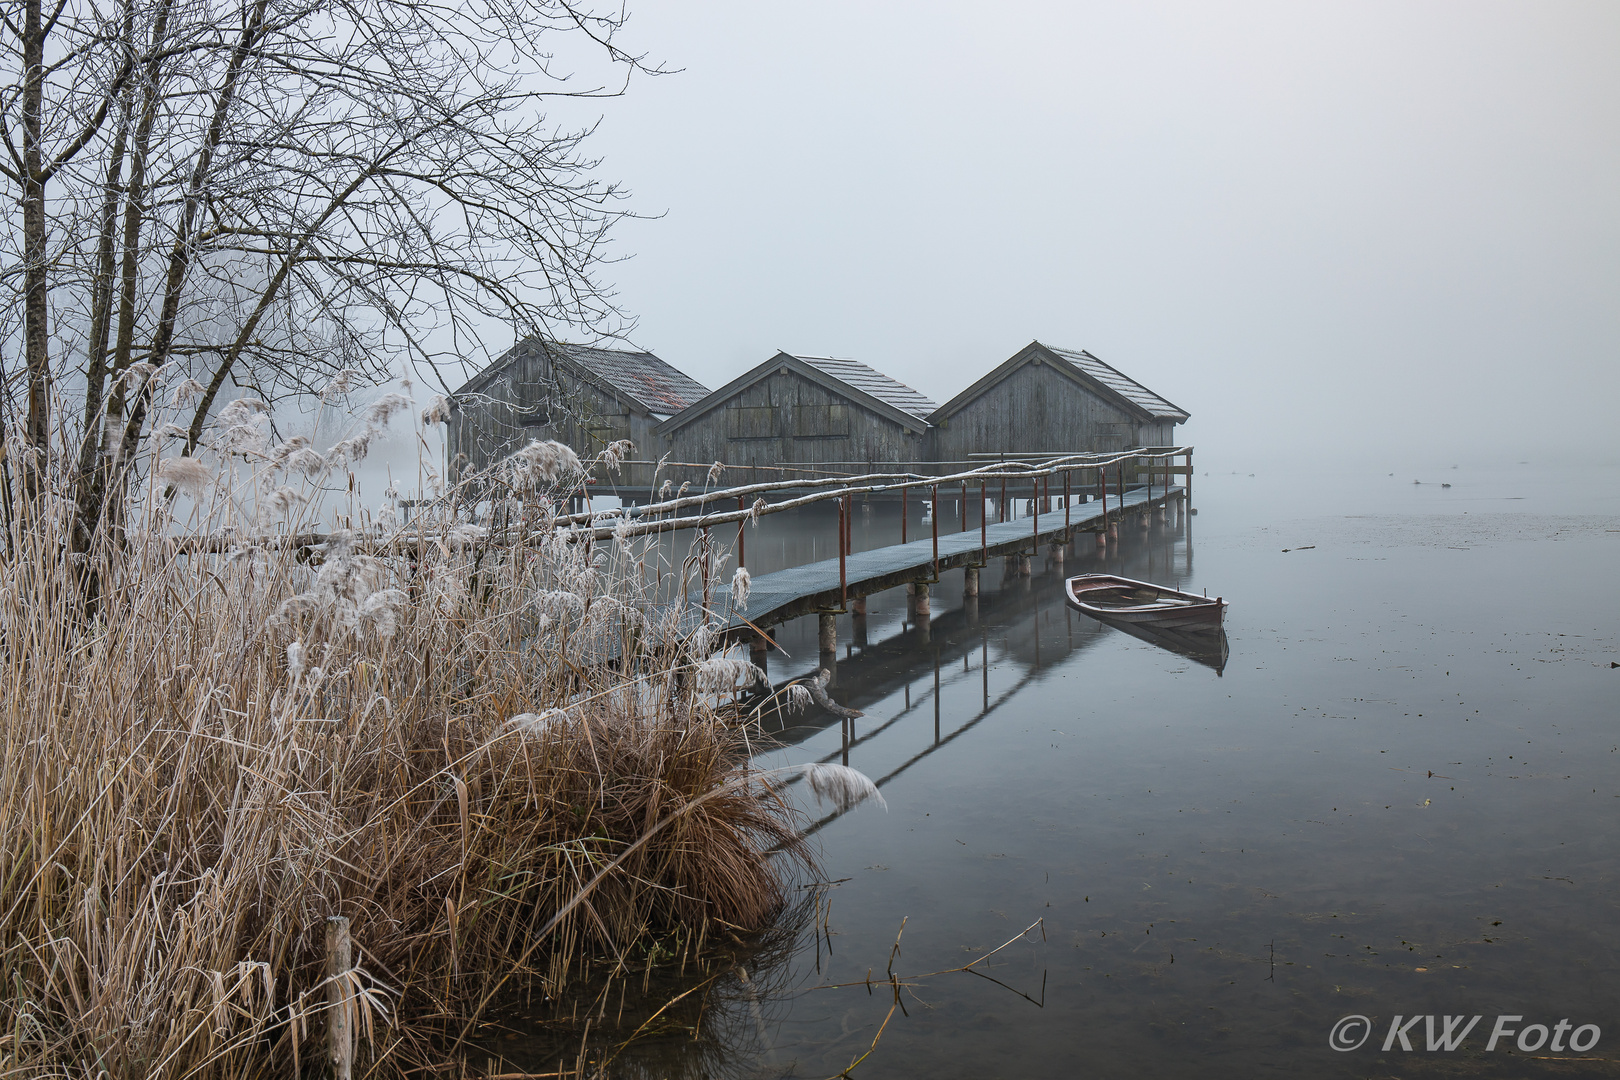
[1062,573,1225,631]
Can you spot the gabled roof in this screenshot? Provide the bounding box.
[454,339,710,418]
[793,355,937,421]
[657,351,936,435]
[930,341,1189,425]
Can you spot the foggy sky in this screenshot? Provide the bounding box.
[545,1,1618,468]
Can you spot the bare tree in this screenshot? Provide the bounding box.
[0,0,651,560]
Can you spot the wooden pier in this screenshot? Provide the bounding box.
[712,482,1185,635]
[532,445,1195,669]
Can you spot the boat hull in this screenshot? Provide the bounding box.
[1063,573,1226,631]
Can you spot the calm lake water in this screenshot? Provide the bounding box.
[487,461,1620,1078]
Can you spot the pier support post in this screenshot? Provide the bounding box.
[1048,542,1065,570]
[851,596,868,648]
[818,614,837,683]
[1107,519,1119,540]
[1095,528,1107,548]
[1015,554,1031,577]
[749,631,769,675]
[963,566,979,598]
[908,582,932,643]
[851,596,867,616]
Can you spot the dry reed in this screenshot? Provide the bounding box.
[0,399,827,1078]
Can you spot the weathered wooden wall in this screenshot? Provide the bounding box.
[660,368,929,487]
[446,348,669,492]
[929,360,1175,463]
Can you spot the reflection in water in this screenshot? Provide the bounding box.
[472,890,819,1079]
[760,503,1204,764]
[1082,617,1229,674]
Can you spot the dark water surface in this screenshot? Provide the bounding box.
[491,464,1620,1078]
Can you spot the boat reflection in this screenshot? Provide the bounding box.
[1083,614,1229,674]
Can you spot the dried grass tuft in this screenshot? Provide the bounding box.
[0,416,809,1079]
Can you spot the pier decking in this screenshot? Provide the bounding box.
[713,483,1185,632]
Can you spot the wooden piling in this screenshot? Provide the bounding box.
[326,916,353,1080]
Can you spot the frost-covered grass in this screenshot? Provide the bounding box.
[0,393,849,1078]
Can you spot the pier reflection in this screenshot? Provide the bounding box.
[754,504,1214,831]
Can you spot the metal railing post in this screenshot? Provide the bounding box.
[931,484,939,578]
[901,484,908,544]
[980,480,987,560]
[702,527,712,611]
[736,495,745,568]
[838,498,847,605]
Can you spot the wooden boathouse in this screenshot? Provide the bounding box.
[444,339,710,489]
[928,341,1189,462]
[652,351,938,486]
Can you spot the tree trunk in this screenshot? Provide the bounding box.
[21,0,48,470]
